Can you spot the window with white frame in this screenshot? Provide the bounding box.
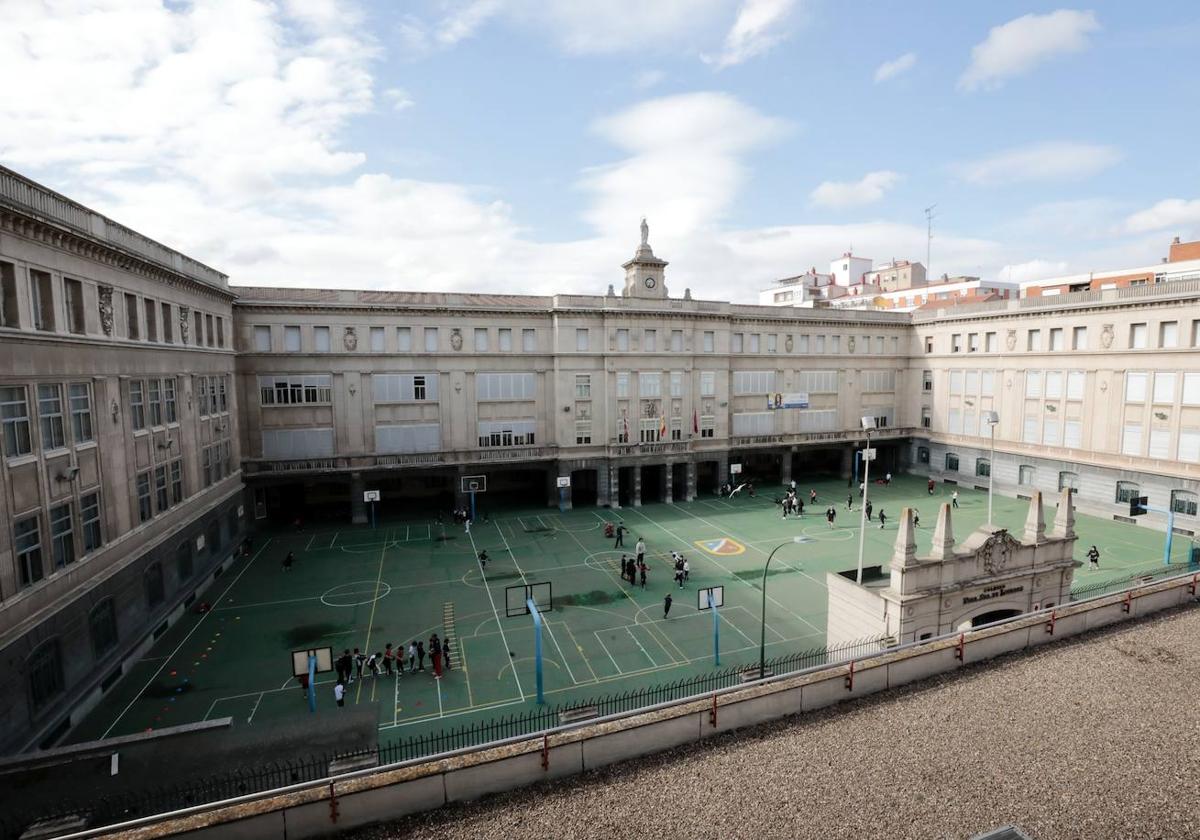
[1171,490,1198,516]
[815,335,826,353]
[37,384,66,449]
[1130,323,1147,349]
[875,336,885,354]
[1027,329,1041,351]
[748,333,760,353]
[1025,371,1042,398]
[1019,465,1035,486]
[829,335,840,354]
[373,374,437,402]
[1058,471,1079,491]
[1023,416,1039,443]
[477,373,535,401]
[284,325,301,352]
[1043,419,1061,446]
[965,370,979,395]
[2,386,32,457]
[671,330,683,352]
[575,328,588,351]
[1064,419,1082,448]
[499,328,512,352]
[948,408,962,435]
[260,375,334,405]
[861,371,896,392]
[703,331,714,353]
[616,372,630,398]
[15,516,43,587]
[314,326,330,352]
[522,328,536,351]
[616,329,629,351]
[733,370,775,395]
[129,380,146,430]
[796,370,837,393]
[1122,423,1143,456]
[767,333,777,353]
[575,419,591,445]
[1066,371,1084,399]
[262,427,335,459]
[478,419,535,447]
[396,327,412,351]
[981,370,995,396]
[1045,371,1063,400]
[1149,428,1171,459]
[700,414,715,438]
[376,423,441,453]
[670,371,683,398]
[1125,372,1148,402]
[1072,326,1086,350]
[1179,429,1200,463]
[985,332,997,352]
[731,333,743,353]
[700,371,715,397]
[81,491,102,553]
[798,335,809,353]
[575,375,591,399]
[1048,328,1064,351]
[949,370,963,395]
[424,327,438,352]
[254,326,271,351]
[474,327,488,351]
[1160,321,1178,348]
[644,329,657,352]
[963,409,976,436]
[968,333,979,352]
[732,411,773,436]
[797,408,838,431]
[370,327,385,352]
[639,372,662,397]
[1153,373,1176,404]
[1184,373,1200,406]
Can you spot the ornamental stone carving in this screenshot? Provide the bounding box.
[179,306,190,343]
[978,529,1020,575]
[847,336,856,353]
[785,335,794,352]
[1101,324,1114,349]
[450,328,463,351]
[1005,329,1016,351]
[97,285,114,336]
[343,327,357,351]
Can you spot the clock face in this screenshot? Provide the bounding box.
[644,276,656,289]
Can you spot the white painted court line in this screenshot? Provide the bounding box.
[102,539,273,739]
[593,631,623,674]
[247,692,265,723]
[625,625,657,666]
[465,529,525,700]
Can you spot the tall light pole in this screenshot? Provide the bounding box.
[856,416,875,584]
[760,536,811,678]
[985,410,1000,526]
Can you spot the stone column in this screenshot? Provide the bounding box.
[686,460,697,501]
[551,464,572,511]
[781,448,793,486]
[840,445,854,481]
[717,455,730,489]
[609,463,621,509]
[597,463,611,508]
[633,464,643,507]
[350,472,367,524]
[664,462,674,504]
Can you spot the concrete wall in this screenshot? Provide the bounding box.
[824,571,888,646]
[55,572,1200,840]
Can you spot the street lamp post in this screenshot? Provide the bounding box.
[855,417,876,585]
[760,536,810,679]
[985,411,1000,526]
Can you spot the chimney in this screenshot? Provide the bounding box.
[1173,236,1181,244]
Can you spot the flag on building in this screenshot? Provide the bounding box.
[659,414,667,439]
[693,408,699,434]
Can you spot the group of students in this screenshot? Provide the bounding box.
[329,637,454,706]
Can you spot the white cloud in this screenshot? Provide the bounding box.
[435,0,504,47]
[810,171,900,209]
[873,52,916,83]
[633,69,666,90]
[706,0,799,69]
[383,87,415,111]
[959,9,1099,91]
[1124,199,1200,234]
[955,142,1120,185]
[998,259,1070,284]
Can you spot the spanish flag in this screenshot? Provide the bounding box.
[659,414,667,439]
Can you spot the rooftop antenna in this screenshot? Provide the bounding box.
[924,204,938,276]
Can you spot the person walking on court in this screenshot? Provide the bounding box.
[674,566,684,589]
[865,501,873,522]
[1087,545,1100,570]
[416,641,426,672]
[627,556,638,584]
[614,523,627,548]
[635,538,646,568]
[913,510,921,528]
[366,651,381,678]
[443,638,453,671]
[847,492,853,511]
[352,648,365,682]
[810,489,818,505]
[282,551,294,572]
[928,478,935,495]
[797,498,804,517]
[430,634,442,678]
[858,482,865,498]
[383,643,395,676]
[478,550,489,569]
[334,681,345,708]
[639,560,648,590]
[407,641,417,673]
[683,558,690,582]
[878,509,888,529]
[952,490,959,509]
[663,592,673,619]
[336,648,352,684]
[885,472,892,486]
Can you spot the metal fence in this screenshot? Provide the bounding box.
[1069,562,1194,602]
[0,635,883,839]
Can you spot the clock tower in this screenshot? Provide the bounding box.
[622,217,668,299]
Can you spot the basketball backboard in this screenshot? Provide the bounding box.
[505,582,552,617]
[291,646,334,677]
[461,475,487,493]
[697,585,724,610]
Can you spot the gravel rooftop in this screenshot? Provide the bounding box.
[345,606,1200,840]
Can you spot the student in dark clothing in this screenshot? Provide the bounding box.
[639,561,648,590]
[663,593,673,618]
[878,510,888,529]
[336,649,352,684]
[416,641,426,671]
[865,501,873,521]
[614,524,626,548]
[913,510,920,528]
[282,551,294,572]
[478,550,489,569]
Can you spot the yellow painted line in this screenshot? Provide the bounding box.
[562,621,599,682]
[355,541,389,705]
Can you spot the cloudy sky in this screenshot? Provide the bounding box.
[2,1,1198,301]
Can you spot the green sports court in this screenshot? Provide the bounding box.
[68,475,1188,747]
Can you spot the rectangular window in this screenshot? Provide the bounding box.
[639,372,662,398]
[798,335,809,353]
[1042,419,1061,446]
[49,503,74,569]
[1025,371,1042,398]
[795,370,838,393]
[964,370,979,395]
[371,374,438,403]
[1193,319,1200,347]
[949,371,963,395]
[645,329,657,352]
[477,419,536,448]
[476,372,537,401]
[15,516,43,587]
[1,386,32,457]
[616,372,630,398]
[499,328,512,351]
[1027,329,1041,351]
[1125,372,1148,403]
[733,371,776,395]
[137,471,152,522]
[575,375,591,399]
[424,327,438,352]
[830,335,840,354]
[260,428,336,459]
[205,313,214,347]
[1072,326,1086,350]
[922,371,933,392]
[314,326,330,352]
[1023,416,1039,443]
[64,278,85,334]
[616,329,630,351]
[397,326,412,351]
[37,384,66,449]
[125,294,139,340]
[69,382,92,443]
[216,317,225,347]
[155,464,169,512]
[748,333,760,353]
[985,332,997,352]
[1064,420,1082,449]
[148,378,163,426]
[1149,428,1171,460]
[1066,371,1084,400]
[815,335,826,354]
[0,261,18,327]
[129,380,146,431]
[284,325,301,352]
[370,326,385,352]
[170,459,183,504]
[700,371,715,397]
[981,370,995,396]
[200,447,211,486]
[731,333,743,353]
[31,269,54,331]
[671,330,684,352]
[1130,323,1147,349]
[1048,328,1064,351]
[1122,424,1143,456]
[1044,371,1063,400]
[951,333,962,352]
[575,328,589,351]
[945,453,960,472]
[197,377,210,416]
[474,327,488,351]
[703,331,714,353]
[1153,372,1176,403]
[921,407,931,428]
[375,423,442,454]
[144,298,157,342]
[1160,321,1178,348]
[968,333,979,352]
[161,302,173,343]
[522,328,536,351]
[574,420,592,445]
[1180,429,1200,464]
[948,408,962,435]
[253,325,271,352]
[670,371,683,398]
[81,491,102,553]
[1183,373,1200,406]
[732,411,774,436]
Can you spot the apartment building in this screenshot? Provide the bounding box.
[1020,237,1200,297]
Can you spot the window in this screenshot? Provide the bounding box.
[477,419,536,447]
[976,458,990,477]
[949,371,963,395]
[197,377,210,415]
[64,383,92,445]
[922,371,933,392]
[671,330,684,352]
[1153,373,1176,404]
[985,332,997,352]
[799,335,810,353]
[645,329,657,352]
[314,326,331,352]
[50,503,74,569]
[796,370,838,393]
[522,328,536,352]
[951,334,962,352]
[375,424,442,454]
[1130,323,1147,349]
[1048,328,1064,351]
[216,317,225,348]
[372,374,436,403]
[733,371,775,395]
[31,269,54,331]
[700,415,715,438]
[0,261,17,327]
[1194,319,1200,347]
[614,328,630,352]
[921,407,931,428]
[575,328,589,351]
[703,331,714,353]
[924,336,932,353]
[1023,416,1039,443]
[1019,465,1035,486]
[1065,371,1084,400]
[27,640,63,711]
[205,313,215,347]
[1042,419,1061,446]
[1125,372,1148,403]
[261,427,335,459]
[155,464,169,512]
[945,453,959,472]
[862,371,896,392]
[1027,329,1041,351]
[37,384,66,450]
[424,327,438,352]
[948,408,962,435]
[125,294,139,340]
[968,333,979,352]
[732,412,774,436]
[161,302,173,343]
[176,541,193,581]
[170,459,183,504]
[15,516,43,587]
[79,491,102,552]
[252,325,272,352]
[616,372,630,398]
[981,371,995,396]
[1072,326,1086,350]
[148,379,163,426]
[700,371,715,397]
[639,372,662,397]
[1,386,32,457]
[875,337,885,355]
[159,377,176,423]
[1064,419,1082,448]
[1044,371,1063,400]
[1160,321,1178,348]
[144,562,165,608]
[1172,490,1199,516]
[1122,423,1142,456]
[1181,429,1200,464]
[284,325,301,352]
[64,278,85,334]
[1149,428,1171,459]
[575,375,591,399]
[474,327,488,351]
[477,373,536,401]
[616,415,629,443]
[128,380,147,431]
[499,328,512,351]
[829,335,840,354]
[731,333,743,353]
[1115,482,1140,504]
[370,327,385,352]
[670,371,683,398]
[90,599,118,659]
[1025,371,1042,398]
[1185,374,1200,406]
[748,333,760,353]
[145,298,157,342]
[201,446,212,485]
[137,471,152,522]
[917,446,929,464]
[1058,472,1079,492]
[397,326,412,351]
[575,420,591,445]
[815,335,825,354]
